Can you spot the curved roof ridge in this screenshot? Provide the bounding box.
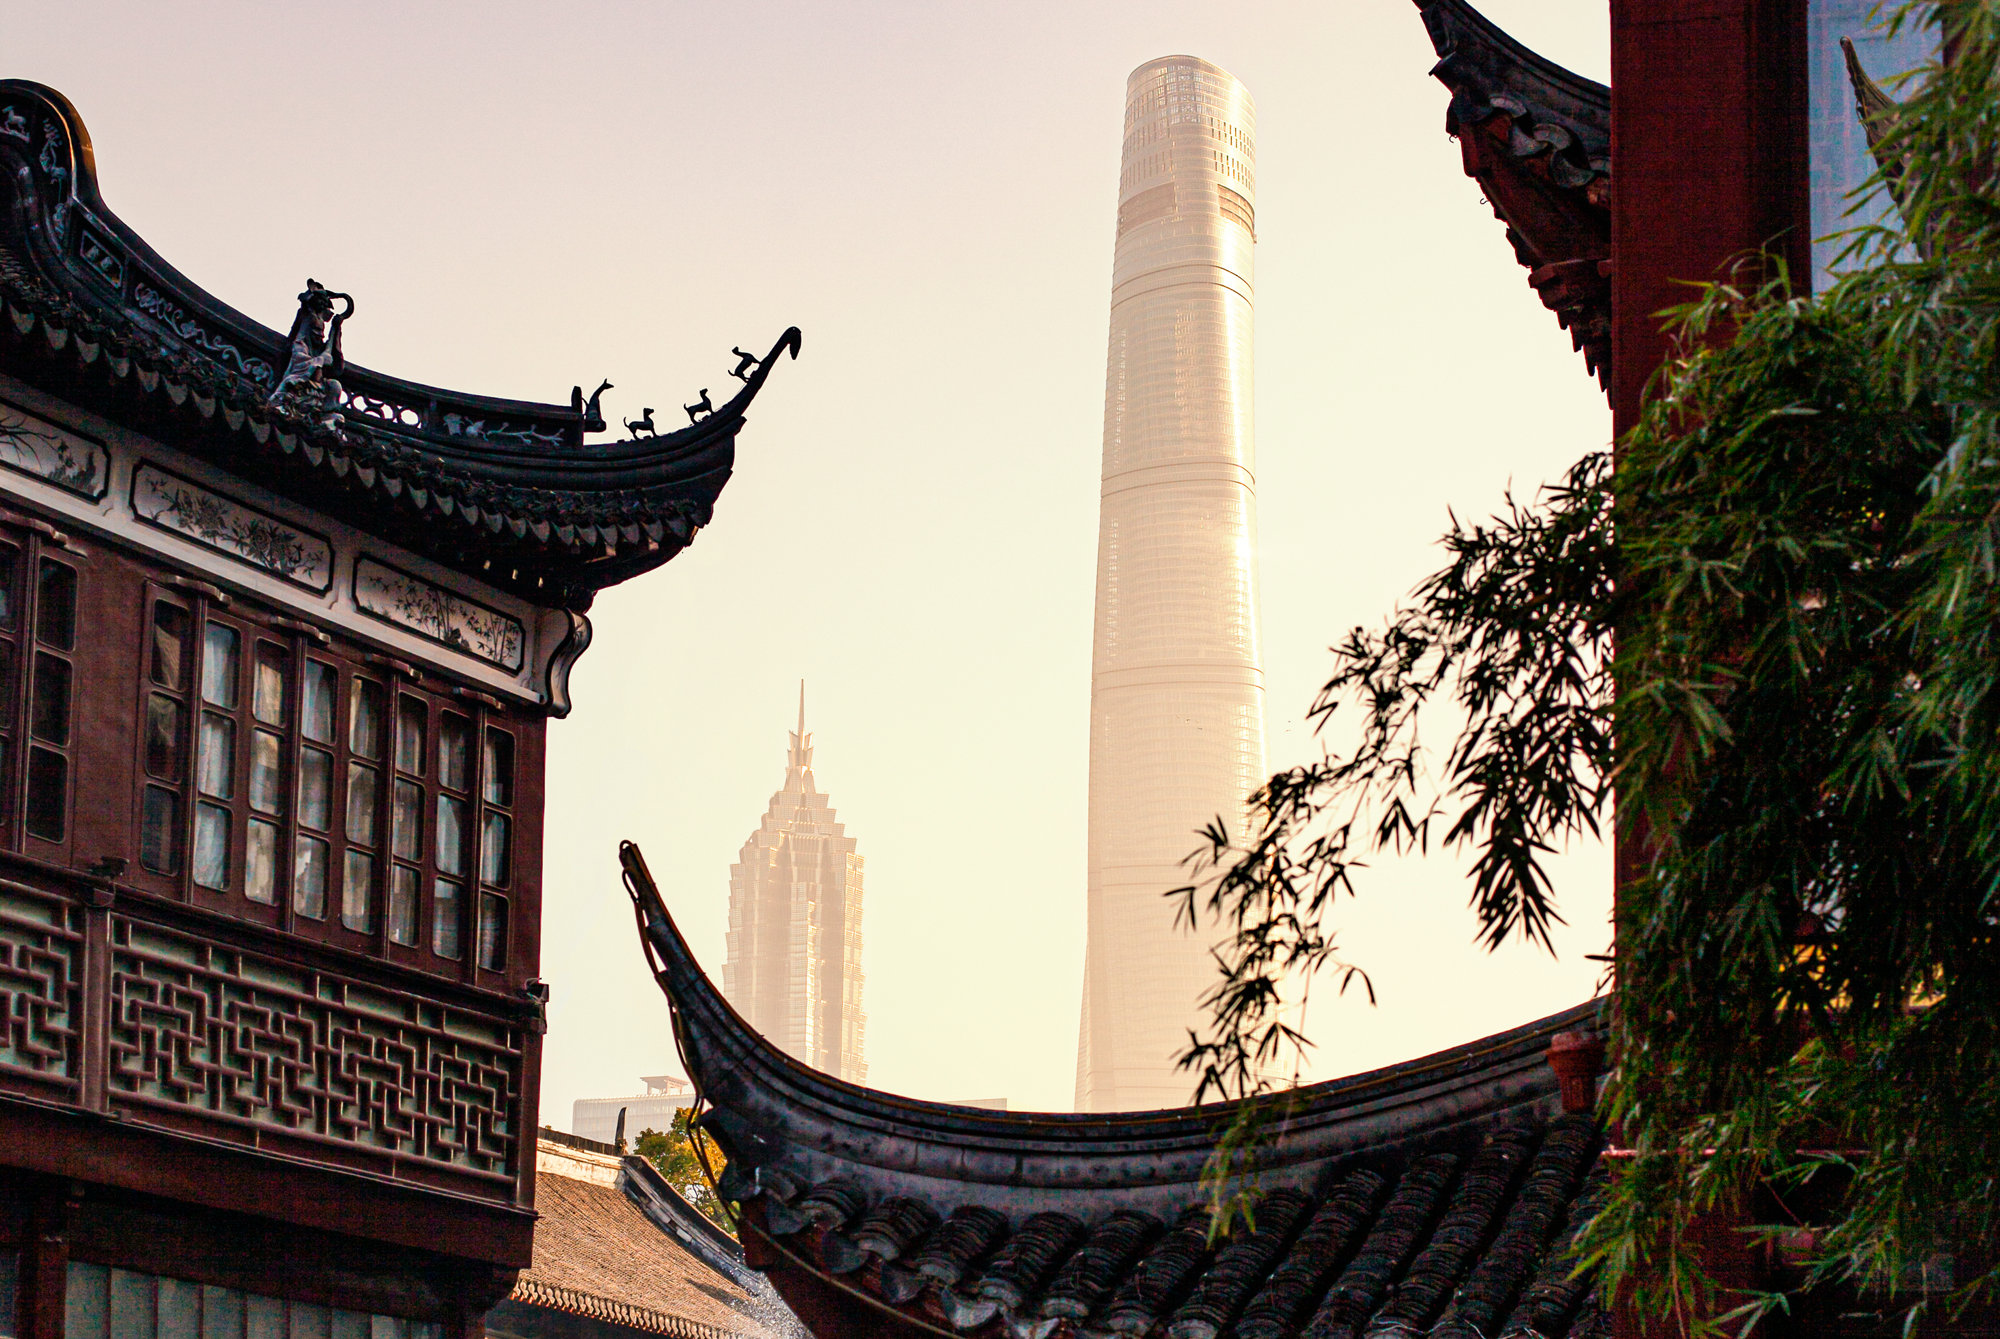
[622,841,1601,1214]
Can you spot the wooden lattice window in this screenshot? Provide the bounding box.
[132,595,520,978]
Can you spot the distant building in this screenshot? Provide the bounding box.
[1078,55,1269,1112]
[722,688,866,1081]
[571,1074,696,1146]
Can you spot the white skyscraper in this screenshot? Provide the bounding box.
[1076,56,1267,1113]
[723,688,866,1082]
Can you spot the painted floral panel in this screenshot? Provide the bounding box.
[353,558,525,672]
[131,464,332,591]
[0,399,108,499]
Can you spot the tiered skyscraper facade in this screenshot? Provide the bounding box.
[723,689,866,1082]
[1077,56,1268,1113]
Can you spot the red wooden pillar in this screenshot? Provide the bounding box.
[1608,4,1808,1334]
[1610,0,1810,437]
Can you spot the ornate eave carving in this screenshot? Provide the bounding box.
[1416,0,1612,392]
[0,80,800,606]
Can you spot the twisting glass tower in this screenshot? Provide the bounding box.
[723,686,867,1082]
[1076,56,1267,1113]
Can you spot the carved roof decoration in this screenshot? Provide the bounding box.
[0,81,800,607]
[619,843,1612,1339]
[1416,0,1612,391]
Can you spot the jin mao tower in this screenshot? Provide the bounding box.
[723,688,867,1081]
[1077,56,1267,1112]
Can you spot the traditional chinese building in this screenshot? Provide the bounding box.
[0,81,797,1339]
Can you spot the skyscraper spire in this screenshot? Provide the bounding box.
[788,679,812,773]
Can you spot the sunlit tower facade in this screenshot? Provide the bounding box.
[724,687,867,1082]
[1076,57,1267,1113]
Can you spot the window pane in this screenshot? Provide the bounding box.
[298,745,332,830]
[252,644,288,726]
[349,678,385,759]
[482,729,514,807]
[150,601,190,689]
[0,544,18,629]
[198,712,235,798]
[342,850,374,932]
[392,779,421,860]
[478,894,507,973]
[144,692,183,779]
[438,714,471,792]
[24,745,64,841]
[140,785,179,873]
[436,794,466,877]
[245,818,278,904]
[389,865,419,945]
[302,661,336,743]
[249,729,283,815]
[433,879,463,960]
[481,811,510,887]
[35,559,74,650]
[395,698,425,774]
[294,834,328,919]
[202,624,239,708]
[0,639,14,719]
[193,802,230,889]
[346,763,378,844]
[30,652,69,744]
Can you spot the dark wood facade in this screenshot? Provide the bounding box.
[0,79,797,1339]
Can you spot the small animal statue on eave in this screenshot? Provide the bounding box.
[684,389,713,423]
[623,407,657,438]
[729,346,762,382]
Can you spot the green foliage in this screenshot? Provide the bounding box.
[1176,4,2000,1329]
[634,1106,737,1233]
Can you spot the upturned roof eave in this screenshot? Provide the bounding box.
[1413,0,1612,392]
[621,841,1599,1212]
[0,78,800,601]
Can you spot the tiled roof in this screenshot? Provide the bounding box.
[619,842,1612,1339]
[0,80,799,604]
[739,1115,1607,1339]
[1414,0,1612,391]
[504,1139,800,1339]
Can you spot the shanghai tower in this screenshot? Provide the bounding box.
[1076,56,1267,1112]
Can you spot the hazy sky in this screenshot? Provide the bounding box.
[13,0,1613,1116]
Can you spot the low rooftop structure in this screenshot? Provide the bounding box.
[489,1131,802,1339]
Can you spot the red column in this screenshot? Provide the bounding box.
[1608,5,1808,1334]
[1610,0,1810,437]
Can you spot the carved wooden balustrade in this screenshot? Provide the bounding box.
[0,847,536,1209]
